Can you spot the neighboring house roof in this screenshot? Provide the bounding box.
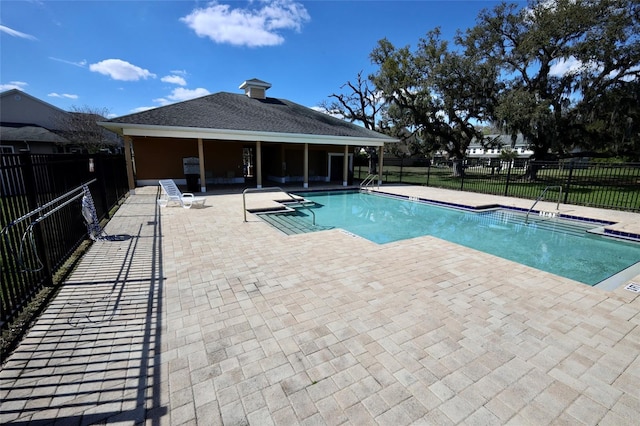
[469,134,528,148]
[101,91,397,146]
[0,123,69,143]
[0,89,123,151]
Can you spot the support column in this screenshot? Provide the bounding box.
[281,144,286,181]
[343,145,349,187]
[256,141,262,188]
[303,143,309,188]
[198,138,206,192]
[378,146,384,186]
[123,136,135,193]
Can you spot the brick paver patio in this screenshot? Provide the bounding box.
[1,185,639,425]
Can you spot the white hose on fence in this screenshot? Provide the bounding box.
[0,179,108,273]
[81,185,107,241]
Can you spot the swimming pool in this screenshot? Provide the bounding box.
[284,190,640,287]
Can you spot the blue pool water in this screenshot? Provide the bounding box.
[292,190,640,286]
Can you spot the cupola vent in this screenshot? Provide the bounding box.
[239,78,272,100]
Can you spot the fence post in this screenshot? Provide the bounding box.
[95,155,110,219]
[564,161,574,204]
[20,152,38,212]
[20,152,54,287]
[504,160,513,197]
[426,163,430,186]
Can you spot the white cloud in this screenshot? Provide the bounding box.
[169,87,210,101]
[161,75,187,86]
[181,0,310,47]
[0,81,28,91]
[48,92,79,99]
[0,25,37,40]
[548,56,635,82]
[50,57,87,68]
[605,65,640,82]
[89,59,156,81]
[154,87,211,106]
[130,106,157,113]
[549,56,584,77]
[311,106,344,120]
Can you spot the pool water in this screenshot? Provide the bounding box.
[292,190,640,286]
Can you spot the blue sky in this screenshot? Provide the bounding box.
[1,0,508,118]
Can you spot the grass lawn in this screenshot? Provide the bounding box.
[354,164,640,211]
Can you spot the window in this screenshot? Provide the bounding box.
[0,146,14,154]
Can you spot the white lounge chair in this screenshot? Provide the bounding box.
[158,179,206,209]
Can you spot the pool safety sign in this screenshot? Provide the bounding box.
[183,157,199,175]
[624,282,640,293]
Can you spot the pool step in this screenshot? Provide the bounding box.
[259,211,332,235]
[278,198,317,209]
[476,211,594,238]
[520,219,589,238]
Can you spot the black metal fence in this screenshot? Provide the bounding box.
[1,153,129,330]
[356,159,640,212]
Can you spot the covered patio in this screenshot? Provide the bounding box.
[100,79,396,193]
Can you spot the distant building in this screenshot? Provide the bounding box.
[0,89,122,154]
[427,133,534,167]
[0,89,70,154]
[465,134,533,161]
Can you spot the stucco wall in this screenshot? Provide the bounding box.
[133,137,199,179]
[133,137,248,180]
[132,137,352,183]
[203,142,244,179]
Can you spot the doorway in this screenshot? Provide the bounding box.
[243,147,255,184]
[328,153,353,183]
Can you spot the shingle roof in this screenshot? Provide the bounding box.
[107,92,392,141]
[0,123,69,143]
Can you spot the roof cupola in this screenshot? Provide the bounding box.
[239,78,272,100]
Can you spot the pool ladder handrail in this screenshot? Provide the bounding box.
[243,186,315,225]
[525,185,563,224]
[360,174,379,190]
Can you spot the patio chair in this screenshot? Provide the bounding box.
[158,179,206,209]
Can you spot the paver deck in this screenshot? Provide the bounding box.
[1,184,639,425]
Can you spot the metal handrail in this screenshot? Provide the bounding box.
[360,174,378,190]
[243,187,315,225]
[2,178,97,230]
[525,185,563,224]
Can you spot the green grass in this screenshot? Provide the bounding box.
[355,165,640,211]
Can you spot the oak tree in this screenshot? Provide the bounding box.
[369,29,499,176]
[464,0,640,175]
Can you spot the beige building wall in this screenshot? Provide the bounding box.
[203,141,244,179]
[131,137,356,186]
[133,137,248,181]
[133,137,199,179]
